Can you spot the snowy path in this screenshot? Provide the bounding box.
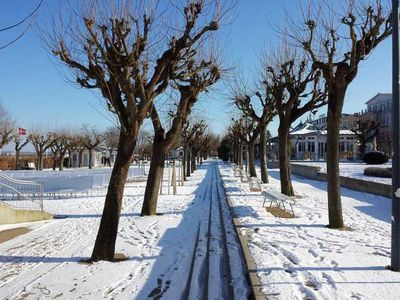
[220,165,400,300]
[0,161,249,299]
[184,163,249,299]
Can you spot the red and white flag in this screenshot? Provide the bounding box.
[18,127,27,135]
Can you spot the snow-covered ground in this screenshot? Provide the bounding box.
[294,161,392,185]
[220,164,399,299]
[0,161,249,299]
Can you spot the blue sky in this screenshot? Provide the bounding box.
[0,0,392,136]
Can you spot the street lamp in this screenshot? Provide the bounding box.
[391,0,400,271]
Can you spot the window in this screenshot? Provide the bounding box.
[339,142,346,152]
[308,142,315,153]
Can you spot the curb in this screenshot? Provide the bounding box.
[218,165,266,300]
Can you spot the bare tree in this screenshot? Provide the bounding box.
[135,129,152,160]
[296,0,391,228]
[190,125,209,172]
[142,53,221,216]
[103,127,119,166]
[228,121,244,168]
[50,131,70,171]
[232,82,277,183]
[183,120,207,178]
[262,50,326,196]
[49,0,227,262]
[81,126,102,169]
[65,132,82,168]
[29,131,56,171]
[0,103,14,150]
[13,134,30,170]
[351,119,380,156]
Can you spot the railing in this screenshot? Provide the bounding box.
[0,172,43,211]
[1,166,146,199]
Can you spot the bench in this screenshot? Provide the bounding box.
[249,177,262,192]
[262,190,296,216]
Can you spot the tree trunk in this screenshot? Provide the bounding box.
[238,142,243,169]
[59,154,65,171]
[278,124,294,196]
[260,126,269,183]
[326,90,345,229]
[109,150,113,166]
[186,147,191,177]
[88,149,93,169]
[141,142,166,216]
[90,130,136,261]
[191,149,196,173]
[183,144,187,181]
[68,150,72,168]
[38,153,44,171]
[15,150,20,170]
[52,154,57,170]
[79,151,83,168]
[248,142,257,177]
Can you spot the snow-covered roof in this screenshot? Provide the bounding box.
[289,122,355,136]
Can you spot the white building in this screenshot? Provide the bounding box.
[289,122,358,161]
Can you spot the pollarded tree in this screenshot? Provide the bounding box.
[183,120,207,178]
[50,0,225,261]
[262,50,326,196]
[232,85,277,183]
[232,116,258,177]
[29,130,56,171]
[103,126,119,166]
[297,0,391,228]
[13,134,30,170]
[50,131,70,170]
[65,132,82,168]
[200,133,219,160]
[0,103,14,150]
[228,121,244,168]
[81,126,102,169]
[191,128,211,171]
[142,56,221,216]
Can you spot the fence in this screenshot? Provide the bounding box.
[0,172,43,211]
[2,166,146,199]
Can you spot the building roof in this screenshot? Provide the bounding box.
[289,122,355,136]
[365,93,392,105]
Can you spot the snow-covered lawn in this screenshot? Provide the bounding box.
[294,161,392,184]
[220,165,400,300]
[0,166,207,299]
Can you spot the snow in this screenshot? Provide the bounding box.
[294,161,392,185]
[0,161,249,299]
[219,164,400,299]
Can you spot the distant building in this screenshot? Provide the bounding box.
[288,122,358,161]
[360,93,392,155]
[311,113,359,130]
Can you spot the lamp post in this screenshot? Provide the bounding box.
[391,0,400,271]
